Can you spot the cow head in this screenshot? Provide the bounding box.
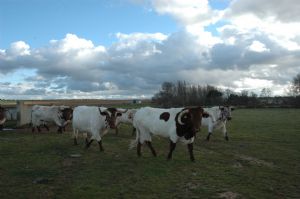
[61,107,73,122]
[219,106,234,121]
[175,107,207,139]
[99,108,126,129]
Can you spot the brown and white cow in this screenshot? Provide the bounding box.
[0,105,7,131]
[72,106,126,150]
[31,105,73,133]
[131,106,209,161]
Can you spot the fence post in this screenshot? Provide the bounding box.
[17,101,31,127]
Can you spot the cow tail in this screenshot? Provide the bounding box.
[129,127,139,150]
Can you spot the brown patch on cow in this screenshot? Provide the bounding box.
[159,112,170,122]
[61,108,73,121]
[175,107,204,139]
[99,107,121,129]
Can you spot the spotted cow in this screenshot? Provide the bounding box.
[131,106,209,161]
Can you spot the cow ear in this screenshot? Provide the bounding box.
[202,112,210,118]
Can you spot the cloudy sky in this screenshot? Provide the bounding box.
[1,0,300,99]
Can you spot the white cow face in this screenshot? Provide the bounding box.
[219,106,234,121]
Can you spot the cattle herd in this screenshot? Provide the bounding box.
[0,104,234,161]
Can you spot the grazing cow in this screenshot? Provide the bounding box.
[203,106,234,141]
[72,106,125,151]
[31,105,73,133]
[0,106,7,131]
[115,108,137,135]
[131,106,209,161]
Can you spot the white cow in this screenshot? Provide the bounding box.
[131,106,209,161]
[31,105,73,133]
[115,108,137,135]
[202,106,234,141]
[72,106,124,151]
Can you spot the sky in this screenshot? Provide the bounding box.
[0,0,300,99]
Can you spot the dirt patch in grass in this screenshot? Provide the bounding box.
[218,191,241,199]
[237,154,275,168]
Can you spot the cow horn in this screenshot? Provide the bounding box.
[99,108,108,115]
[120,109,128,113]
[177,109,189,125]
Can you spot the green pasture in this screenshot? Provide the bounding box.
[0,108,299,199]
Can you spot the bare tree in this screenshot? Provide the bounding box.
[260,88,272,97]
[290,73,300,96]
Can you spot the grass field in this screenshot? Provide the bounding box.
[0,108,299,199]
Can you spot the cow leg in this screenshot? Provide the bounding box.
[206,132,212,141]
[85,139,94,149]
[167,140,176,160]
[73,138,78,145]
[132,127,136,136]
[222,125,229,141]
[57,126,63,133]
[187,143,195,162]
[32,127,35,133]
[0,125,3,131]
[37,126,41,132]
[44,124,49,131]
[137,142,142,157]
[146,141,157,157]
[98,140,104,151]
[225,132,229,141]
[115,127,119,135]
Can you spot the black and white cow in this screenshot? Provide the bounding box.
[31,105,73,133]
[131,106,209,161]
[203,106,234,141]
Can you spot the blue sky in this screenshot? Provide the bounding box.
[1,0,177,48]
[0,0,300,99]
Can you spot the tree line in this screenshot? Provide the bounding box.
[152,74,300,108]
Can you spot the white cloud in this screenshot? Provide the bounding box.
[7,41,31,56]
[152,0,222,27]
[248,41,269,52]
[50,33,95,52]
[227,0,300,23]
